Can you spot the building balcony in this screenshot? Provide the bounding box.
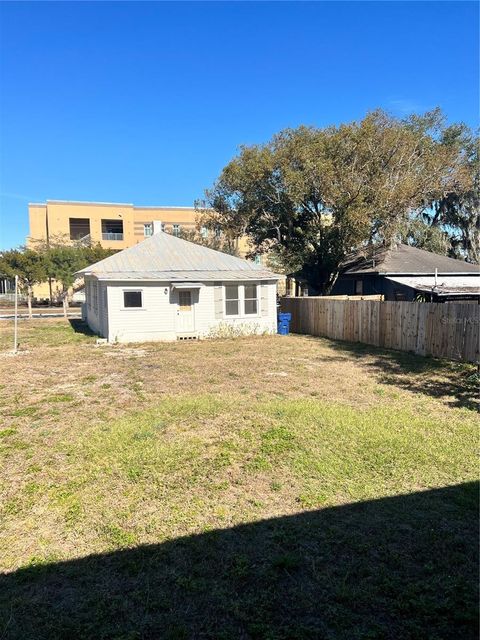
[102,232,124,241]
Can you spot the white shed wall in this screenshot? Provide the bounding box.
[84,277,109,338]
[85,279,277,343]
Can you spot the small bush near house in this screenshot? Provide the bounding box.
[206,320,274,339]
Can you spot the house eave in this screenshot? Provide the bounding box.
[344,270,480,277]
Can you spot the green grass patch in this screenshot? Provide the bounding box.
[0,322,478,639]
[48,393,75,403]
[38,395,478,541]
[11,406,38,417]
[0,319,95,351]
[0,427,17,438]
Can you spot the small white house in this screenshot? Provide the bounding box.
[78,231,280,343]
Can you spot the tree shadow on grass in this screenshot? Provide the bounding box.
[310,337,479,412]
[68,319,96,337]
[1,482,477,640]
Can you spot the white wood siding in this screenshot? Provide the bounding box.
[87,279,277,343]
[84,277,102,336]
[107,282,177,342]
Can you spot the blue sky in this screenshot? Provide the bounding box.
[0,1,478,249]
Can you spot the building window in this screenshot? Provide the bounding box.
[244,284,258,315]
[225,285,239,316]
[355,279,363,295]
[123,290,143,308]
[69,218,91,241]
[253,255,261,265]
[102,219,124,241]
[214,226,222,239]
[172,224,181,237]
[200,226,208,239]
[144,223,153,237]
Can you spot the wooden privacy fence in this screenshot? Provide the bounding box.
[280,297,480,363]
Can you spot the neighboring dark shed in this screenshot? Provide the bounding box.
[287,244,480,301]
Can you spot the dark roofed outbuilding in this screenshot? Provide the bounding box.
[288,244,480,301]
[341,243,480,276]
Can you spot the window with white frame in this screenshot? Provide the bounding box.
[200,226,208,238]
[172,224,181,237]
[123,290,143,308]
[144,223,153,237]
[225,284,239,316]
[244,284,258,315]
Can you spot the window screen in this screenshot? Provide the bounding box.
[225,285,239,316]
[124,291,142,308]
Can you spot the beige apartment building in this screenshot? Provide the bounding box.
[27,200,255,300]
[28,200,208,251]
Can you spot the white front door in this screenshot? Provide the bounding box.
[176,290,195,333]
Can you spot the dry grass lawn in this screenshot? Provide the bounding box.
[0,319,478,640]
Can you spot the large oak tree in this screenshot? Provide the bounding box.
[200,110,473,292]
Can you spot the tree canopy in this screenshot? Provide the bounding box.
[0,243,116,315]
[200,109,478,292]
[0,248,48,316]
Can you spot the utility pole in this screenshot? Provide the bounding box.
[13,275,18,354]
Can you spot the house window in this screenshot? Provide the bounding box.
[215,226,222,238]
[244,284,258,315]
[225,284,239,316]
[200,226,208,239]
[355,279,363,295]
[253,255,262,265]
[178,290,192,311]
[172,224,181,237]
[144,223,153,237]
[123,291,143,308]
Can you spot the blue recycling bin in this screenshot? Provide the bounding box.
[277,312,291,335]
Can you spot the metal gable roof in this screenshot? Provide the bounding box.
[92,270,278,282]
[77,232,280,280]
